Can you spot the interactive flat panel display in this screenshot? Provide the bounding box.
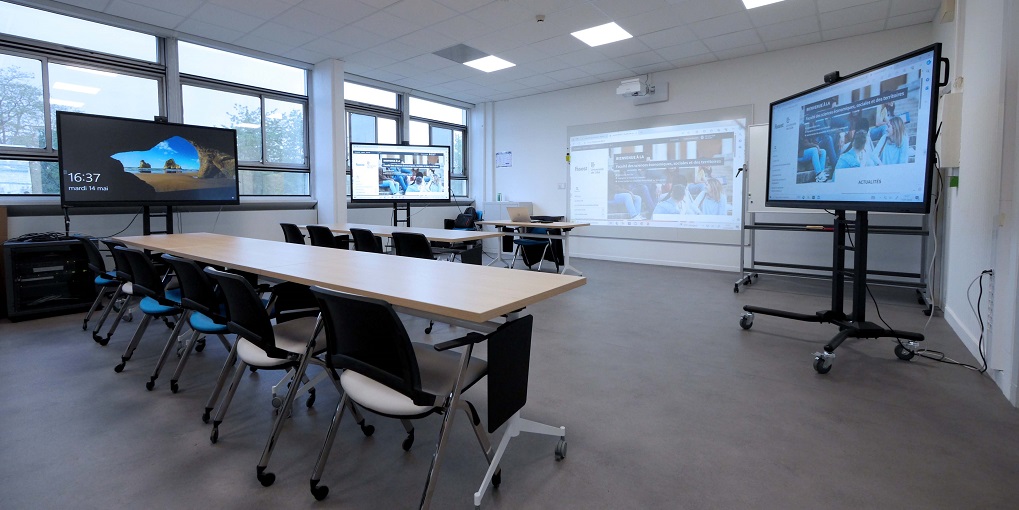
[350,143,451,203]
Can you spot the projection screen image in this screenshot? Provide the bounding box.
[569,118,746,232]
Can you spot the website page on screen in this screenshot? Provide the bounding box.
[569,119,746,230]
[351,144,450,201]
[768,48,937,206]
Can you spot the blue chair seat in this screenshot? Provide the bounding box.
[95,275,119,286]
[190,311,229,333]
[139,296,179,316]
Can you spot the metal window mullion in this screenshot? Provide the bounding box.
[260,95,268,165]
[164,38,182,123]
[41,55,53,151]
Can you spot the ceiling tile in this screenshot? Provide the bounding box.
[702,28,762,52]
[885,8,937,29]
[545,67,592,82]
[385,0,457,26]
[595,69,635,82]
[301,37,359,58]
[822,19,886,40]
[820,1,890,31]
[671,0,744,24]
[465,1,533,30]
[527,34,588,57]
[559,48,611,66]
[712,43,766,60]
[189,3,267,33]
[121,0,203,17]
[755,15,821,42]
[107,0,185,27]
[281,46,329,63]
[746,0,818,27]
[618,5,690,36]
[524,56,571,74]
[371,39,422,61]
[432,0,491,11]
[515,74,560,88]
[208,0,293,20]
[630,62,674,75]
[234,32,298,54]
[690,11,754,39]
[639,25,699,50]
[816,0,879,13]
[595,38,653,59]
[56,0,113,10]
[889,0,940,16]
[324,24,391,50]
[356,10,422,39]
[615,50,667,69]
[249,22,318,46]
[396,30,460,53]
[654,40,711,61]
[588,0,669,20]
[429,15,495,41]
[296,0,376,22]
[359,0,401,8]
[343,50,401,69]
[273,7,344,37]
[764,31,822,51]
[669,53,717,69]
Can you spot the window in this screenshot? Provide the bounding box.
[346,81,470,198]
[178,42,305,95]
[49,63,160,147]
[0,1,157,62]
[0,53,44,149]
[0,159,57,194]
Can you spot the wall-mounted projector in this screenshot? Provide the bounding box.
[616,77,653,97]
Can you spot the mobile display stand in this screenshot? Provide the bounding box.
[738,210,925,374]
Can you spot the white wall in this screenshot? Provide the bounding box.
[485,24,933,270]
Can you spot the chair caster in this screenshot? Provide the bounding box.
[360,423,375,437]
[271,396,283,409]
[201,408,211,424]
[310,480,329,501]
[170,381,179,394]
[813,352,834,374]
[114,362,126,373]
[306,388,316,408]
[145,378,155,391]
[210,425,220,444]
[424,325,433,334]
[256,467,275,487]
[195,338,206,353]
[402,430,415,451]
[123,313,133,323]
[894,343,916,361]
[555,437,567,461]
[99,335,111,346]
[82,320,88,331]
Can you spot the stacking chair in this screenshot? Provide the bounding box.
[307,288,506,506]
[112,247,185,374]
[150,254,234,393]
[203,268,374,487]
[350,227,383,253]
[306,225,349,249]
[280,223,306,244]
[391,232,439,333]
[511,227,552,271]
[73,236,120,332]
[460,244,483,265]
[90,239,136,346]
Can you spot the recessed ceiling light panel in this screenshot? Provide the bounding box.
[464,55,515,73]
[571,22,632,47]
[742,0,785,9]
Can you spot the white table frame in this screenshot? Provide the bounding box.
[476,220,589,276]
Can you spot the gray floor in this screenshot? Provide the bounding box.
[2,258,1018,509]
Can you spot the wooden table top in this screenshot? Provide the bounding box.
[115,233,585,324]
[313,223,504,243]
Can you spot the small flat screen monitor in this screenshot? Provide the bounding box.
[766,44,942,213]
[57,112,239,207]
[350,143,451,203]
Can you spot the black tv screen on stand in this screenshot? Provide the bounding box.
[350,142,452,203]
[57,112,240,207]
[766,44,943,214]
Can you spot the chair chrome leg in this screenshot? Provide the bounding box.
[256,339,317,486]
[419,346,475,510]
[309,394,349,501]
[203,338,238,423]
[168,329,201,393]
[114,314,153,372]
[147,311,189,390]
[91,287,124,344]
[210,358,247,444]
[100,295,134,346]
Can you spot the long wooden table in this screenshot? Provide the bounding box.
[115,232,585,507]
[312,222,504,244]
[476,220,589,276]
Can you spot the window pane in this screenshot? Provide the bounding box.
[179,42,306,95]
[409,97,465,125]
[344,82,397,109]
[50,64,160,147]
[409,120,428,145]
[450,179,466,197]
[349,113,376,143]
[453,130,464,176]
[378,117,397,144]
[430,126,451,149]
[0,2,156,62]
[239,169,309,195]
[0,53,45,148]
[264,98,305,165]
[182,85,262,162]
[0,159,58,194]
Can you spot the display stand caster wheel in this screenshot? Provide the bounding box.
[813,356,833,374]
[894,344,916,361]
[310,481,328,501]
[739,312,754,330]
[555,437,567,461]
